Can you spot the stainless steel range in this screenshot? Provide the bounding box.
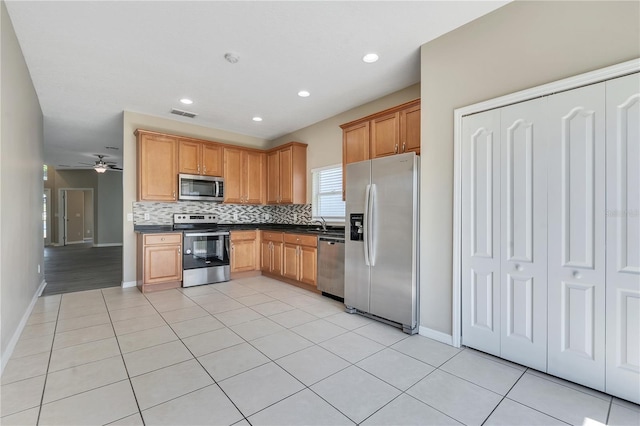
[173,214,230,287]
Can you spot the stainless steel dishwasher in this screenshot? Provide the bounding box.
[317,235,345,299]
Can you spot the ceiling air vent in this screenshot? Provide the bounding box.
[171,108,198,118]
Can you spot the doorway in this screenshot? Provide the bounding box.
[57,188,94,246]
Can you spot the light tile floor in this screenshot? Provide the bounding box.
[1,276,639,425]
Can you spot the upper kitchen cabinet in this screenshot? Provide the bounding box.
[178,139,223,177]
[400,102,421,154]
[223,147,265,204]
[136,130,178,202]
[266,142,307,204]
[371,112,400,158]
[342,121,370,165]
[340,99,420,199]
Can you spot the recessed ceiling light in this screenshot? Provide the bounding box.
[252,116,263,122]
[362,53,379,63]
[298,90,310,98]
[180,98,193,105]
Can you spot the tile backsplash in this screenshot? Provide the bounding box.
[133,201,312,225]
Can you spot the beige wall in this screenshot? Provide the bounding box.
[122,111,271,284]
[419,0,640,335]
[270,84,420,202]
[0,0,45,366]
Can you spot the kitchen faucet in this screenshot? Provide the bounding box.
[314,217,327,232]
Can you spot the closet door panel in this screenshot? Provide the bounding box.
[461,109,501,356]
[547,83,606,390]
[500,98,548,371]
[605,73,640,404]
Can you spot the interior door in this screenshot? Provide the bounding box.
[461,109,502,356]
[547,82,606,390]
[65,190,85,244]
[499,98,548,371]
[605,73,640,403]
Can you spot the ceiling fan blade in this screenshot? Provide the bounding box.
[78,162,94,166]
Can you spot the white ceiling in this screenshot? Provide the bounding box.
[6,1,507,170]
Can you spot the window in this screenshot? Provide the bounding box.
[43,164,48,181]
[312,165,345,222]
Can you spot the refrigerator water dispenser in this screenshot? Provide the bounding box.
[349,213,364,241]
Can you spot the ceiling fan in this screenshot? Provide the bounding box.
[79,154,123,173]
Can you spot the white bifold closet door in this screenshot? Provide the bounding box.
[547,82,606,391]
[605,73,640,403]
[499,98,548,372]
[461,100,549,370]
[461,109,501,356]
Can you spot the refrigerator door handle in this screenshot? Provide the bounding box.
[368,184,376,266]
[363,184,371,266]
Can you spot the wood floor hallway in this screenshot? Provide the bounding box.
[43,244,122,296]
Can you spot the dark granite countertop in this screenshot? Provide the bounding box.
[134,223,345,237]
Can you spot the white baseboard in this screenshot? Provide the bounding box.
[1,279,47,374]
[419,326,455,347]
[93,243,123,247]
[122,280,137,288]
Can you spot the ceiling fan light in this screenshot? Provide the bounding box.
[94,164,108,173]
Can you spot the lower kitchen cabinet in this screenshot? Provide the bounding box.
[261,231,283,275]
[230,230,260,274]
[282,233,317,288]
[136,233,182,293]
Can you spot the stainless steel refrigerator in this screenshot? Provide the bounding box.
[345,152,419,334]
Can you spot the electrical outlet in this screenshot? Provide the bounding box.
[233,213,239,221]
[263,213,270,221]
[144,213,150,220]
[294,213,298,222]
[127,213,133,222]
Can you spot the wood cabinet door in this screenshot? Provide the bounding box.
[223,148,243,203]
[282,243,299,280]
[244,151,265,204]
[343,122,370,165]
[231,239,257,272]
[400,104,421,154]
[266,150,280,204]
[144,244,182,284]
[278,147,293,204]
[178,140,201,174]
[272,242,283,276]
[371,112,400,158]
[299,245,317,287]
[342,121,370,201]
[138,134,177,201]
[260,240,272,272]
[202,144,222,176]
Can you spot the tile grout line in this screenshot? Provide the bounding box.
[141,288,252,425]
[34,295,61,425]
[100,289,146,425]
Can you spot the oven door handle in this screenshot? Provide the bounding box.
[184,232,230,237]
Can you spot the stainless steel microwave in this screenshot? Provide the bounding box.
[178,174,224,202]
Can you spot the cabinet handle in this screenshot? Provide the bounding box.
[197,165,200,173]
[394,144,398,154]
[402,142,406,152]
[173,191,176,199]
[178,247,181,255]
[161,237,165,241]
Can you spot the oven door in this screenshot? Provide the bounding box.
[182,232,230,270]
